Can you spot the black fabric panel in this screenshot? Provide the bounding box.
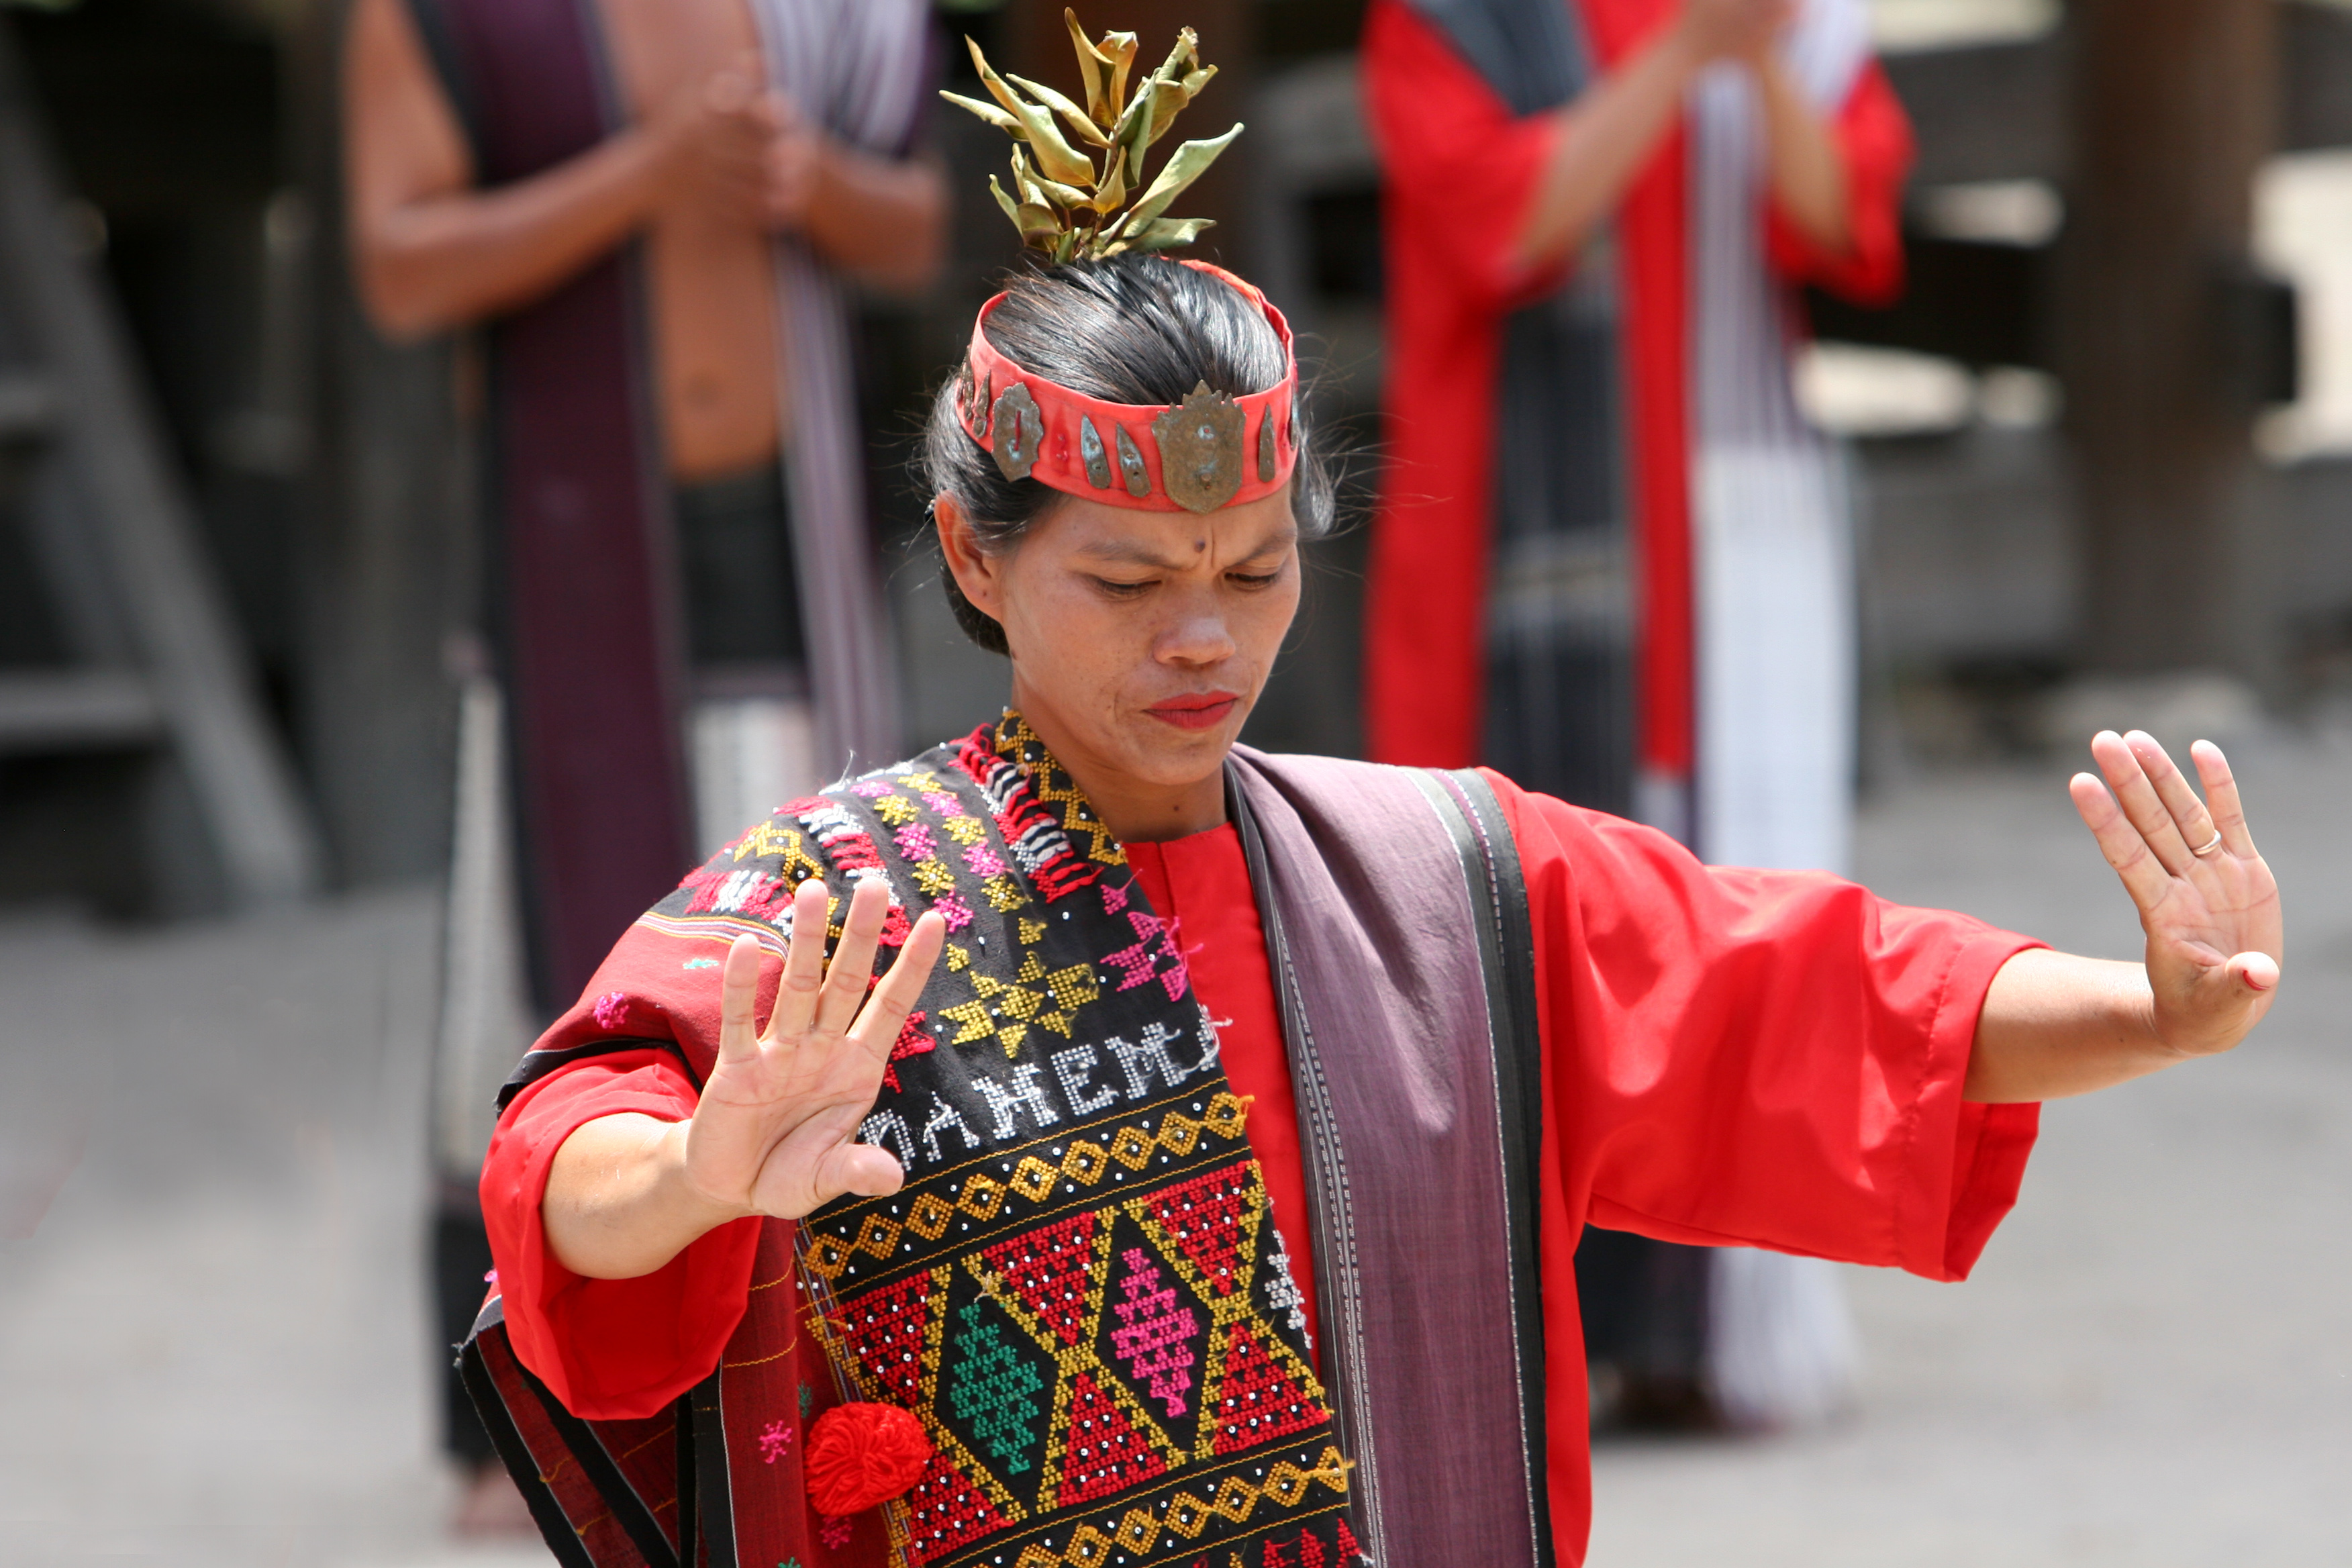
[434,1202,499,1463]
[1402,0,1589,113]
[673,1395,699,1568]
[1482,282,1634,818]
[496,1035,702,1114]
[397,0,485,163]
[673,464,806,668]
[689,1371,736,1568]
[458,1306,601,1568]
[518,1365,684,1568]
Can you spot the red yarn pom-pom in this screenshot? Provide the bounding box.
[803,1402,932,1515]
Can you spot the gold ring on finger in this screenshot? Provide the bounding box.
[2192,830,2225,857]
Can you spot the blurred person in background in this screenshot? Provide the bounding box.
[343,0,945,1526]
[1362,0,1912,1429]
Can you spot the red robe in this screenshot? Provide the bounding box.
[1359,0,1912,779]
[483,775,2039,1565]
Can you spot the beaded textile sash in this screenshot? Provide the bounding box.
[676,714,1358,1567]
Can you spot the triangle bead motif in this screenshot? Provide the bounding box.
[979,1212,1099,1348]
[1140,1163,1256,1300]
[831,1269,936,1405]
[1048,1370,1171,1508]
[1206,1320,1326,1456]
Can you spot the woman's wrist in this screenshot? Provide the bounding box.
[658,1117,761,1233]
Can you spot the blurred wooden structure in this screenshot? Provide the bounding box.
[3,0,2351,916]
[0,16,318,908]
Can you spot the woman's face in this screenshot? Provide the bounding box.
[936,487,1302,799]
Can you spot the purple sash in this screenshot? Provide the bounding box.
[407,0,693,1010]
[1228,749,1553,1567]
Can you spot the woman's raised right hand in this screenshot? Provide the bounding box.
[681,877,944,1220]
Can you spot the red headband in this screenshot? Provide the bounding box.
[958,259,1297,513]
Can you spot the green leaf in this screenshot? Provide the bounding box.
[1006,73,1110,148]
[939,90,1020,136]
[965,36,1095,187]
[1120,122,1241,234]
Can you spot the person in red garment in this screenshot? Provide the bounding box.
[1361,0,1918,1423]
[462,28,2286,1568]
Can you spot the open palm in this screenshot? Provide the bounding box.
[682,877,944,1220]
[2070,730,2283,1059]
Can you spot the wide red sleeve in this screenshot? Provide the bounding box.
[1491,770,2041,1283]
[480,1047,762,1420]
[1765,57,1912,305]
[1361,0,1570,769]
[1362,0,1569,317]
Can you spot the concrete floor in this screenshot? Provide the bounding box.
[0,736,2345,1566]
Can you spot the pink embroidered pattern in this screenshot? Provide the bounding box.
[961,841,1008,879]
[894,822,938,862]
[591,991,629,1030]
[757,1418,795,1464]
[1101,910,1190,999]
[932,891,975,931]
[1108,1246,1199,1416]
[850,780,895,798]
[819,1514,852,1549]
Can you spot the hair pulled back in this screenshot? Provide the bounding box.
[922,255,1332,655]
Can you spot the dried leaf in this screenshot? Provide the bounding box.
[1018,203,1061,245]
[1032,171,1093,210]
[965,36,1095,187]
[1006,73,1110,148]
[1088,141,1128,213]
[1113,216,1216,254]
[1142,77,1192,148]
[1010,146,1050,210]
[939,89,1021,136]
[1120,122,1241,233]
[1064,8,1112,126]
[1104,32,1140,119]
[987,173,1022,227]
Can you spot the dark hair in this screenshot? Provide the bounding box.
[920,255,1334,654]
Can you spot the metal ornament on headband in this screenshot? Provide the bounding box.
[958,259,1297,514]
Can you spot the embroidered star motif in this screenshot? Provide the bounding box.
[1102,910,1189,1000]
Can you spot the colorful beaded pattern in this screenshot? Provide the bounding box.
[640,713,1357,1567]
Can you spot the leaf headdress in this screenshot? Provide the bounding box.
[940,11,1240,262]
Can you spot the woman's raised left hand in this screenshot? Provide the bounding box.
[2070,730,2283,1059]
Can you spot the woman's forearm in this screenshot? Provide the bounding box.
[356,132,666,341]
[803,145,947,295]
[542,1112,750,1280]
[1967,948,2177,1104]
[1514,28,1706,271]
[1752,56,1852,255]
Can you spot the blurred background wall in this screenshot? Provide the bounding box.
[0,0,2347,919]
